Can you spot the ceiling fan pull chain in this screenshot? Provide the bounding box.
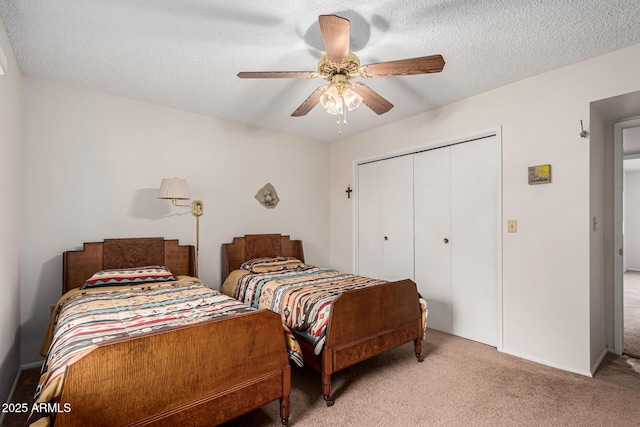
[337,103,349,135]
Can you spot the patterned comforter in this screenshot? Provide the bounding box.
[228,266,427,360]
[28,277,256,427]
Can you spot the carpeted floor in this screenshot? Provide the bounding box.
[4,329,640,427]
[625,271,640,357]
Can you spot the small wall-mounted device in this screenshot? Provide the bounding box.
[579,120,589,138]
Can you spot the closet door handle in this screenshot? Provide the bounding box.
[443,238,449,244]
[384,236,388,241]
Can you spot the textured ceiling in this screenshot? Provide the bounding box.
[2,1,640,143]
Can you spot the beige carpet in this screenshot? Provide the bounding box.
[5,330,640,427]
[625,271,640,357]
[224,330,640,426]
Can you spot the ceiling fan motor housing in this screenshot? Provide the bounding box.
[318,53,361,82]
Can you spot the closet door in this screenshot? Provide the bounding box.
[414,147,453,334]
[450,137,498,346]
[357,155,414,281]
[413,136,498,346]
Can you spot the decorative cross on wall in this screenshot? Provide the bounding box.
[346,185,353,199]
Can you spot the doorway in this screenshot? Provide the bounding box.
[614,119,640,356]
[621,126,640,357]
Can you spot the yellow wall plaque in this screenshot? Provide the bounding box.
[528,164,551,185]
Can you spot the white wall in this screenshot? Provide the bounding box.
[0,17,22,403]
[20,78,330,364]
[330,42,640,375]
[625,170,640,270]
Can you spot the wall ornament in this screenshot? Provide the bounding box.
[255,183,280,209]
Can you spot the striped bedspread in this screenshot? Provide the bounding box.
[232,267,426,357]
[28,277,256,427]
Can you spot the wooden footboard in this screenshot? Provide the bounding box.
[54,310,291,426]
[295,279,423,405]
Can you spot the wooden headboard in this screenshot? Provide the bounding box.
[221,234,304,283]
[63,237,196,293]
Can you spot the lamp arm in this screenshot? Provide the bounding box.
[170,199,190,208]
[170,199,204,217]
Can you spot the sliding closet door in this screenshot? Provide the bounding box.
[357,155,414,281]
[413,136,498,346]
[450,137,498,346]
[414,147,453,334]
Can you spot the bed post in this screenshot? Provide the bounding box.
[322,349,334,406]
[414,339,424,362]
[280,365,291,425]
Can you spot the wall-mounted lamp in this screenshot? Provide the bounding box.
[157,177,203,277]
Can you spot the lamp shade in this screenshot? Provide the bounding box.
[158,178,190,200]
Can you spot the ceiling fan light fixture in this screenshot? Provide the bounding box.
[320,85,340,111]
[342,88,362,111]
[327,96,344,116]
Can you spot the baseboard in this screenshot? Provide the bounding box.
[21,360,43,370]
[0,360,43,425]
[0,367,22,426]
[500,348,593,377]
[591,347,610,376]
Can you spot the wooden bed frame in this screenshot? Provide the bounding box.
[221,234,424,406]
[52,237,291,426]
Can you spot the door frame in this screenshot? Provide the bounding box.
[352,127,503,350]
[613,117,640,355]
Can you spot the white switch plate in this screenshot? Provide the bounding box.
[507,219,517,233]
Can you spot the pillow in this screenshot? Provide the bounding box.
[82,266,176,289]
[240,257,307,273]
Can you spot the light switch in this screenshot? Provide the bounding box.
[508,219,517,233]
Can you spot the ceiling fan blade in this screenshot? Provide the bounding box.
[360,55,445,78]
[319,15,350,64]
[350,83,393,115]
[237,71,317,79]
[291,86,328,117]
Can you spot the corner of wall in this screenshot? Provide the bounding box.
[0,333,20,406]
[0,14,25,404]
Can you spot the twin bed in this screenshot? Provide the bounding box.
[34,238,290,427]
[36,234,426,425]
[221,234,426,406]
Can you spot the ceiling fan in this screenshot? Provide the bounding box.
[237,14,445,131]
